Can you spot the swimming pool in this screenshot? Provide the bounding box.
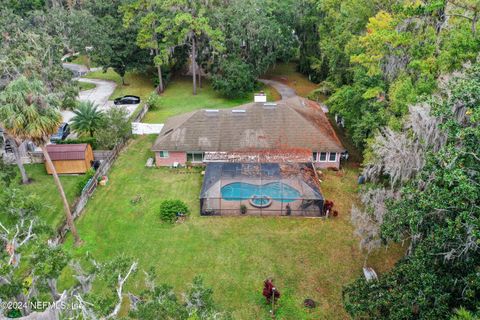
[221,182,301,202]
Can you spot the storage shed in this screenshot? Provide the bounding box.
[45,144,94,174]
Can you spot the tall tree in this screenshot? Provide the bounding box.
[344,59,480,319]
[0,115,30,184]
[165,0,224,95]
[86,0,151,85]
[123,0,171,93]
[0,76,82,246]
[212,0,297,77]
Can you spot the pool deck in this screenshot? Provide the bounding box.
[201,178,323,216]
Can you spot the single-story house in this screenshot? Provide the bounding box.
[151,97,345,169]
[45,144,94,174]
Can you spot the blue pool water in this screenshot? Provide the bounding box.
[221,182,300,202]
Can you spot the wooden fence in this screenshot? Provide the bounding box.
[131,103,149,122]
[56,103,150,242]
[57,138,128,241]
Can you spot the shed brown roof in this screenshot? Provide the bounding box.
[152,97,344,153]
[46,144,88,161]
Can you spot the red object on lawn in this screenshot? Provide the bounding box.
[262,279,280,303]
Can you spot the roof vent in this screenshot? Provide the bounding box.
[263,102,277,108]
[205,109,219,116]
[231,109,246,114]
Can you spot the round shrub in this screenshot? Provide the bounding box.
[212,57,256,98]
[159,199,190,223]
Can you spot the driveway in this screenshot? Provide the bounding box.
[61,65,138,123]
[259,78,329,112]
[258,79,297,100]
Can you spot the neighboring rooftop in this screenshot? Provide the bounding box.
[46,143,88,161]
[152,97,344,153]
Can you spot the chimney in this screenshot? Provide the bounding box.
[254,91,267,103]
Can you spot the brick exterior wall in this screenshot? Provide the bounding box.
[155,151,187,166]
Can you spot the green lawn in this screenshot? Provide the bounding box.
[77,81,96,91]
[20,164,83,228]
[263,62,321,98]
[143,76,279,124]
[9,65,402,318]
[60,74,403,318]
[64,135,403,319]
[70,54,97,68]
[84,68,280,123]
[84,68,154,102]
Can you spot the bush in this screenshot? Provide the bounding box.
[95,107,131,150]
[159,199,189,223]
[240,204,247,214]
[76,168,95,195]
[307,81,336,101]
[146,92,162,111]
[57,137,98,150]
[212,57,256,98]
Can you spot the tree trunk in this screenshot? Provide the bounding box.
[154,46,164,94]
[47,278,61,301]
[156,63,164,94]
[198,67,202,88]
[41,146,82,246]
[473,13,478,36]
[152,21,164,94]
[9,137,30,184]
[192,36,197,95]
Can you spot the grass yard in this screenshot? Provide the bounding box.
[77,81,96,91]
[70,54,97,68]
[60,75,404,318]
[84,68,154,102]
[20,164,83,228]
[143,76,280,124]
[64,135,403,319]
[263,63,320,98]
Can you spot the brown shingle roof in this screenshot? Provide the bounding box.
[46,144,88,161]
[151,97,344,153]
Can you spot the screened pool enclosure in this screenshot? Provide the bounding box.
[200,162,324,216]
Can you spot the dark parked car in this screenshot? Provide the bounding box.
[114,95,141,105]
[50,123,70,142]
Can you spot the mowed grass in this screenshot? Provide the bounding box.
[263,62,320,98]
[57,67,404,318]
[77,81,96,91]
[65,136,403,319]
[143,76,279,124]
[20,164,83,228]
[84,68,154,102]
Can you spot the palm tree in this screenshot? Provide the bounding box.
[70,101,104,137]
[0,91,31,184]
[0,76,82,246]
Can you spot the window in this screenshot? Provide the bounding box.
[319,152,327,162]
[312,152,318,161]
[187,152,204,163]
[159,151,169,158]
[328,152,337,162]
